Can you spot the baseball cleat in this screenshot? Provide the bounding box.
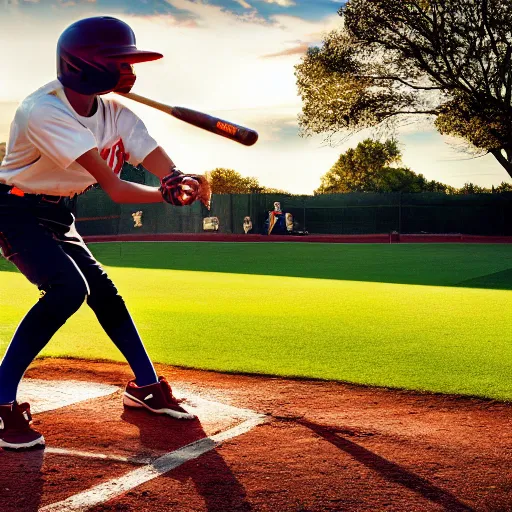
[123,377,196,420]
[0,401,45,450]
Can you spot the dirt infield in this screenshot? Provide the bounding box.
[2,358,510,512]
[82,233,512,244]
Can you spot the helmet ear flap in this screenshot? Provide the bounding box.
[113,63,136,93]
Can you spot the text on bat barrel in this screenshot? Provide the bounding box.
[216,121,238,136]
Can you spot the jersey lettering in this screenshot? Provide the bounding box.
[100,138,130,176]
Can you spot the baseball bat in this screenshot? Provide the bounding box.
[116,92,259,147]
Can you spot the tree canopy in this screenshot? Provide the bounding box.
[295,0,512,178]
[316,139,453,194]
[205,168,289,194]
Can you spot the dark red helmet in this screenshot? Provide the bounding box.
[57,16,163,95]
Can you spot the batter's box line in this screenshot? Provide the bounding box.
[40,414,266,512]
[45,447,153,465]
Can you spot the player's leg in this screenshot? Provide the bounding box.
[60,236,196,419]
[59,234,158,387]
[0,214,89,448]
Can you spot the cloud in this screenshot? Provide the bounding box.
[234,0,252,8]
[55,0,97,5]
[261,42,310,58]
[260,0,296,6]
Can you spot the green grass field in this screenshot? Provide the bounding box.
[1,242,511,401]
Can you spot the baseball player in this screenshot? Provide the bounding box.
[0,16,211,450]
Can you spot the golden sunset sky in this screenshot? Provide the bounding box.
[1,0,508,193]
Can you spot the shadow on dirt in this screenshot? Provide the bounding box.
[122,409,252,511]
[0,446,45,512]
[299,419,475,512]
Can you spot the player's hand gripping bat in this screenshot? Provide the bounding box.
[116,92,258,147]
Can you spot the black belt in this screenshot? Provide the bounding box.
[0,183,66,204]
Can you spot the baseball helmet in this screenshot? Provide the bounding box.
[57,16,163,95]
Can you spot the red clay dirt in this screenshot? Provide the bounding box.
[2,358,511,512]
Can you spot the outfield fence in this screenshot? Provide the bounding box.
[74,165,512,237]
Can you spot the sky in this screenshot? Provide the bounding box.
[0,0,509,194]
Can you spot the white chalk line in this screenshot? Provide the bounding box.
[20,379,120,414]
[45,447,152,465]
[40,414,266,512]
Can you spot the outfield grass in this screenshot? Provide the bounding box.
[84,241,512,288]
[1,242,511,401]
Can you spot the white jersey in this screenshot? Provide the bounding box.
[0,80,158,196]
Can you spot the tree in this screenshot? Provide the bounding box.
[295,0,512,178]
[456,182,491,194]
[493,182,512,193]
[315,138,453,194]
[205,168,289,194]
[205,168,262,194]
[260,187,290,194]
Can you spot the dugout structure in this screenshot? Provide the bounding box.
[74,164,512,237]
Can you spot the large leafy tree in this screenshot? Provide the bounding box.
[296,0,512,177]
[316,139,453,193]
[205,168,289,194]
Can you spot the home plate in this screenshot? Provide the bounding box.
[18,379,260,428]
[16,379,266,512]
[172,386,259,427]
[18,379,119,414]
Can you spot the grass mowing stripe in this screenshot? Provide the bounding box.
[1,266,511,401]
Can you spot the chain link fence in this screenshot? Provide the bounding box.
[74,165,512,237]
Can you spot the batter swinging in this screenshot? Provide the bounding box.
[0,16,211,450]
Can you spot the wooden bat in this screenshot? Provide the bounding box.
[116,92,259,147]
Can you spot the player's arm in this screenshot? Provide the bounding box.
[141,146,177,179]
[76,148,163,204]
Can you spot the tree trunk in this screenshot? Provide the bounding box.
[490,149,512,179]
